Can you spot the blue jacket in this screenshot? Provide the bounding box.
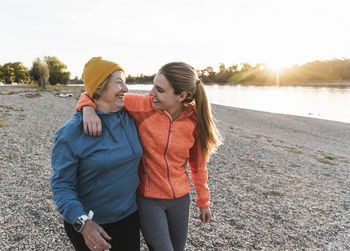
[51,110,142,224]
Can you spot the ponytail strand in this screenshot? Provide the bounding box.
[194,80,222,161]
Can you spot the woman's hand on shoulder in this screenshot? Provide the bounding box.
[83,106,102,136]
[199,207,211,223]
[81,220,111,250]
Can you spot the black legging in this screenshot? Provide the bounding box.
[64,211,140,251]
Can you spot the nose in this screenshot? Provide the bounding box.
[149,86,156,97]
[121,83,128,93]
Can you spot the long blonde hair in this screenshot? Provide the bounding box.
[159,62,222,161]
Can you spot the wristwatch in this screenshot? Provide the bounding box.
[73,215,89,232]
[73,210,94,232]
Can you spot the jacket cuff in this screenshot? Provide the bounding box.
[196,200,210,209]
[65,205,86,224]
[75,92,97,111]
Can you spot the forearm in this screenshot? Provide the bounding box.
[190,165,210,209]
[51,134,85,223]
[51,173,86,223]
[189,133,210,208]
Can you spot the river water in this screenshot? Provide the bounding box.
[128,84,350,124]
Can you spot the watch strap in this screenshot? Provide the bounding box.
[78,210,94,223]
[73,210,94,232]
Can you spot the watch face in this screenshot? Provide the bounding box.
[73,218,84,232]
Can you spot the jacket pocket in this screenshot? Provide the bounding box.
[181,158,190,184]
[181,158,189,168]
[144,161,151,189]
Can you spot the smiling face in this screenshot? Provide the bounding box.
[149,73,186,116]
[94,71,128,113]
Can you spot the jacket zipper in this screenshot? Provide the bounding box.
[164,120,176,198]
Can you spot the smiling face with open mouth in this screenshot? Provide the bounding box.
[149,73,186,118]
[94,71,128,113]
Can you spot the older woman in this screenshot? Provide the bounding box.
[51,57,142,251]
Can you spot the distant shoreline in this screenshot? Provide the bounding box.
[2,81,350,88]
[113,81,350,88]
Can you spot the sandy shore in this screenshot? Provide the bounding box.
[0,87,349,250]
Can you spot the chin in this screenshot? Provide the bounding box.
[114,104,124,111]
[152,103,161,109]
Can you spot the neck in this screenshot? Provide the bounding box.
[94,100,120,114]
[167,104,184,121]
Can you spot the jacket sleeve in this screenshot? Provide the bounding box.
[75,91,96,111]
[124,94,153,112]
[50,132,86,224]
[188,130,210,209]
[74,92,153,113]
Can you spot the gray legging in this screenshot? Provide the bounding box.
[136,193,190,251]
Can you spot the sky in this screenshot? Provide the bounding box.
[1,0,350,78]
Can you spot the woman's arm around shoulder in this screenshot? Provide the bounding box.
[123,93,153,112]
[75,92,101,136]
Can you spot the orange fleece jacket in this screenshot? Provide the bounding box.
[76,92,210,208]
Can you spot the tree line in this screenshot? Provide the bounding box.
[199,58,350,84]
[1,57,350,86]
[0,56,70,87]
[126,58,350,84]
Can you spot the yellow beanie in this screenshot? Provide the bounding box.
[82,57,124,98]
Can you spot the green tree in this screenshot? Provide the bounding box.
[215,63,230,83]
[227,64,238,74]
[199,66,215,83]
[0,62,30,84]
[30,58,49,87]
[44,56,71,85]
[0,65,4,82]
[218,63,226,73]
[12,62,30,83]
[201,66,214,77]
[1,63,15,83]
[240,63,253,72]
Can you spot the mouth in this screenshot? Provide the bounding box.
[116,94,124,101]
[152,98,159,104]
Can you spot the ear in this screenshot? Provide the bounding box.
[177,91,188,102]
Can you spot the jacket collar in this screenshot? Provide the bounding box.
[155,101,196,121]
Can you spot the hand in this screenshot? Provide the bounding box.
[83,106,102,136]
[199,207,211,223]
[81,220,112,250]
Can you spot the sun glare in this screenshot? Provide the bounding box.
[265,59,292,72]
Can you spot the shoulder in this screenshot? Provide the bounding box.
[54,112,83,141]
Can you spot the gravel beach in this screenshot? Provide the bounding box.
[1,87,349,250]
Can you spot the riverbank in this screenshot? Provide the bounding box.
[0,87,349,250]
